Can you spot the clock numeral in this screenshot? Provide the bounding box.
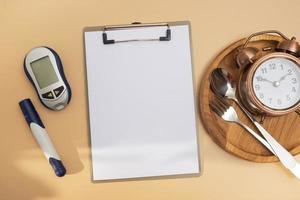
[269,63,276,70]
[286,95,291,101]
[256,76,263,82]
[292,87,297,92]
[277,99,282,105]
[259,93,264,99]
[255,84,260,90]
[292,78,297,84]
[280,64,284,70]
[288,69,293,75]
[268,98,272,104]
[261,67,267,74]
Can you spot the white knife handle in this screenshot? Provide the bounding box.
[234,98,300,179]
[253,121,296,170]
[237,121,275,154]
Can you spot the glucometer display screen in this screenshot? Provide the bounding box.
[30,56,59,89]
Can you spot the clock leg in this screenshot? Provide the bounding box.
[258,113,267,124]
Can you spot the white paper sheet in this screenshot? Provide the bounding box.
[84,23,200,180]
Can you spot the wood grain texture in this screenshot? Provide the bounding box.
[199,34,300,163]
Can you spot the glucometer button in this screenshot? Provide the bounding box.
[42,91,55,99]
[53,86,65,97]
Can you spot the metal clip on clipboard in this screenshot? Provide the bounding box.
[102,22,171,44]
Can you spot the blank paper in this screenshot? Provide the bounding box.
[84,22,200,180]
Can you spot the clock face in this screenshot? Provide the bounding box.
[252,57,300,110]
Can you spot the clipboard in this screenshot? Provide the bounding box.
[84,21,200,181]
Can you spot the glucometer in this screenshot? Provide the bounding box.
[24,47,71,110]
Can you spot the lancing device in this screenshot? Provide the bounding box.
[19,98,66,177]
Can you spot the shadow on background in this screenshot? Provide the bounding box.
[0,137,54,200]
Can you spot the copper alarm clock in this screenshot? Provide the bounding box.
[236,30,300,116]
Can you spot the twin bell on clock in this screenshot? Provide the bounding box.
[235,30,300,116]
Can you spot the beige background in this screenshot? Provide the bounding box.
[1,0,300,199]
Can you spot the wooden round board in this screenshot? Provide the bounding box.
[199,34,300,162]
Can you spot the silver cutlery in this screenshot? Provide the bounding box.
[209,98,275,154]
[210,68,253,118]
[210,68,300,179]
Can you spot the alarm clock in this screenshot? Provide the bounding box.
[236,30,300,116]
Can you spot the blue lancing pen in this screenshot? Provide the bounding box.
[19,98,66,177]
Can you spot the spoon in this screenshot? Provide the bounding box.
[209,68,258,121]
[210,68,239,105]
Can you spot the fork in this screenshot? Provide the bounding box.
[210,97,300,179]
[209,97,275,154]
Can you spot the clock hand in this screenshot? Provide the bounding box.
[278,73,290,83]
[271,73,290,88]
[257,76,274,84]
[257,76,283,87]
